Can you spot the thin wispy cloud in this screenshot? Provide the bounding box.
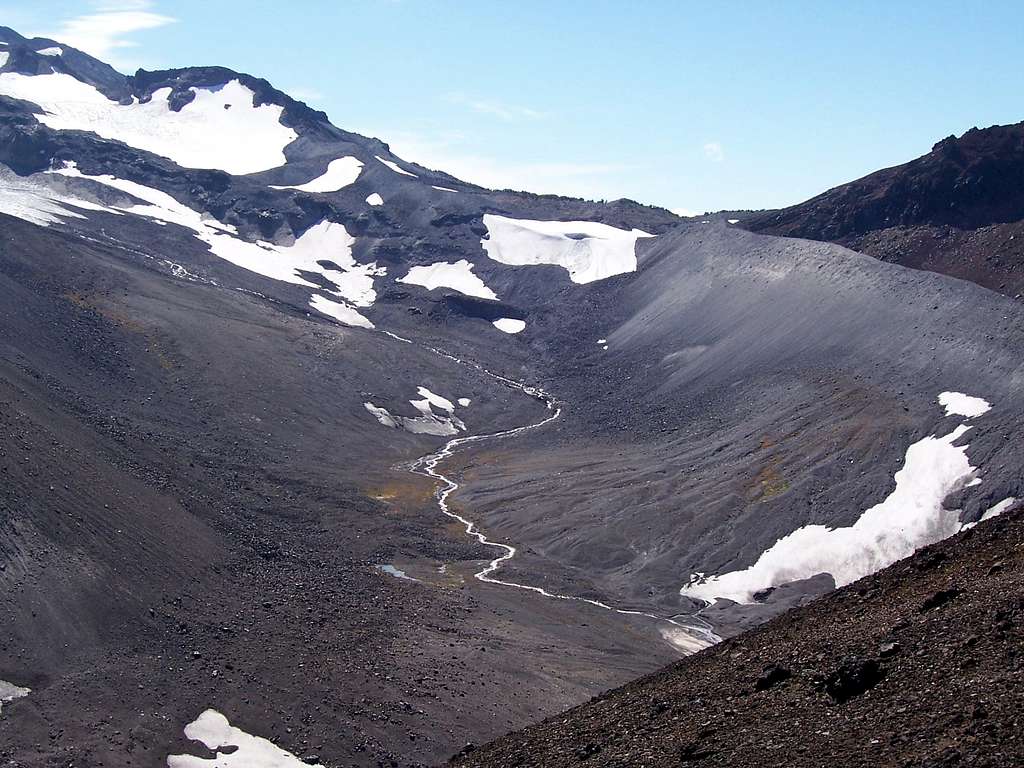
[287,87,325,105]
[671,207,702,218]
[703,141,725,162]
[39,0,175,70]
[444,92,545,122]
[370,127,630,200]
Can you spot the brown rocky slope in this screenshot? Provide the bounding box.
[745,121,1024,297]
[451,502,1024,767]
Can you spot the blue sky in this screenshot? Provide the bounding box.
[6,1,1024,213]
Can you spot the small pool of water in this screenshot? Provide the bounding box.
[375,564,418,582]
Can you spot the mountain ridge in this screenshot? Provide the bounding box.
[744,119,1024,296]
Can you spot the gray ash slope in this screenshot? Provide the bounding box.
[0,26,1022,768]
[452,222,1024,633]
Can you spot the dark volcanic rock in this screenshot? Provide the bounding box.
[744,121,1024,296]
[754,663,791,691]
[822,656,882,703]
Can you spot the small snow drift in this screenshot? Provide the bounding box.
[36,46,63,56]
[481,214,653,284]
[398,259,498,300]
[374,154,418,178]
[0,74,296,174]
[364,385,467,436]
[962,497,1018,530]
[0,168,118,226]
[0,680,29,714]
[939,391,991,418]
[270,156,363,192]
[417,386,456,412]
[681,393,993,604]
[492,318,525,334]
[309,294,374,329]
[167,709,324,768]
[365,192,383,206]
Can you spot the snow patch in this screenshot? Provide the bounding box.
[374,155,418,178]
[727,218,739,224]
[398,259,497,300]
[431,185,457,192]
[681,393,992,604]
[36,46,63,56]
[309,294,373,329]
[364,387,466,436]
[962,497,1017,530]
[458,398,471,407]
[417,386,455,412]
[0,168,120,226]
[939,391,991,418]
[981,497,1016,521]
[168,709,324,768]
[52,164,383,311]
[270,156,362,193]
[481,214,653,284]
[0,680,30,714]
[365,192,383,206]
[0,53,9,69]
[0,74,296,174]
[492,318,525,334]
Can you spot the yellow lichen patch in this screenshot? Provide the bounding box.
[443,518,470,539]
[363,475,436,509]
[421,562,466,589]
[755,462,790,501]
[63,290,95,310]
[64,292,179,370]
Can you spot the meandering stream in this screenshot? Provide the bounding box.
[391,331,720,653]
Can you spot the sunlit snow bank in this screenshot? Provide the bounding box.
[398,259,498,300]
[939,391,991,418]
[309,294,374,329]
[374,154,418,178]
[0,680,29,713]
[681,393,993,604]
[51,164,380,326]
[962,497,1017,530]
[491,318,526,334]
[364,385,467,436]
[365,192,383,206]
[0,168,120,226]
[0,74,296,174]
[492,318,525,334]
[0,52,9,69]
[481,214,653,284]
[168,709,324,768]
[270,156,362,192]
